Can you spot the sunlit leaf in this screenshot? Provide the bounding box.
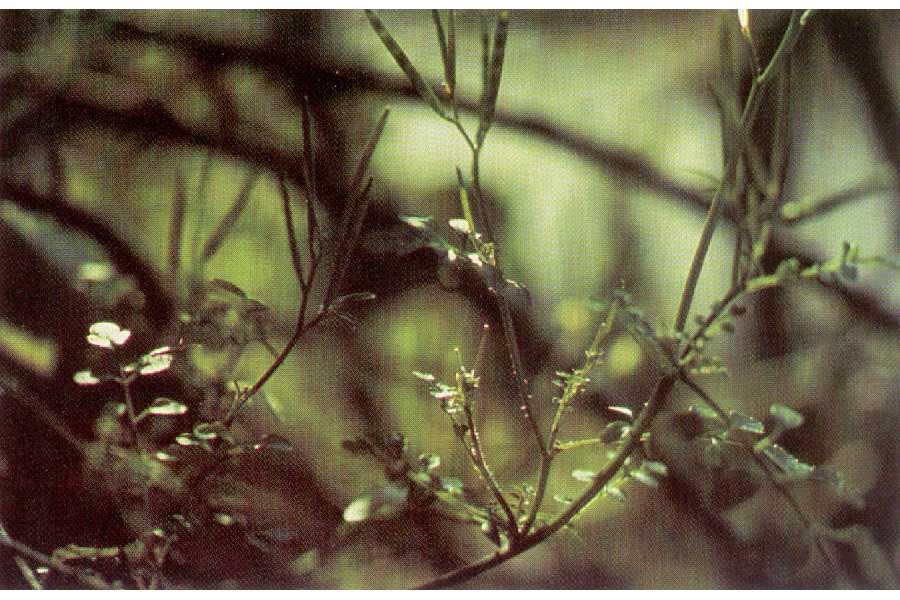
[193,422,225,441]
[87,321,131,348]
[252,434,293,452]
[757,442,814,478]
[412,370,436,383]
[572,469,596,482]
[136,351,174,376]
[728,410,765,434]
[154,451,178,463]
[145,397,188,417]
[448,218,471,235]
[73,370,101,386]
[77,262,113,283]
[630,469,659,488]
[342,484,409,523]
[769,403,804,430]
[418,453,440,471]
[642,460,669,477]
[174,434,195,446]
[607,405,633,420]
[440,477,463,495]
[214,513,235,527]
[555,438,602,451]
[603,486,626,502]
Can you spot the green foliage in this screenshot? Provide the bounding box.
[2,8,896,591]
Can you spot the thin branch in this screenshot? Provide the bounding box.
[461,400,518,534]
[0,526,110,589]
[279,175,306,285]
[522,299,621,534]
[0,178,175,328]
[200,167,262,263]
[419,373,676,589]
[780,179,895,225]
[674,10,813,332]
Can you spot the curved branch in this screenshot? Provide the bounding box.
[0,178,175,329]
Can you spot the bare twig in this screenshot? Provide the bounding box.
[0,524,110,589]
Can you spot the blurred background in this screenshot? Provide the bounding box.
[0,9,897,589]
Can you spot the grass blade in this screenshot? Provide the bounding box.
[348,107,390,198]
[300,95,320,253]
[279,175,305,285]
[325,177,375,307]
[325,109,389,304]
[768,64,792,201]
[201,168,261,263]
[168,169,187,280]
[366,10,447,119]
[432,10,454,99]
[477,10,509,146]
[448,10,457,97]
[189,149,214,266]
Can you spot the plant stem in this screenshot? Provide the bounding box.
[462,401,518,533]
[674,10,813,333]
[522,299,621,534]
[419,373,675,589]
[0,526,110,589]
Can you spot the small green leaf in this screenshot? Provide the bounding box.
[440,477,463,495]
[145,397,188,417]
[73,370,101,386]
[642,460,669,478]
[630,469,659,488]
[253,434,293,452]
[418,453,441,471]
[399,215,433,230]
[412,371,436,383]
[757,442,814,478]
[603,486,626,502]
[571,469,596,482]
[137,350,174,376]
[606,405,633,420]
[154,451,178,463]
[555,438,602,451]
[601,421,630,444]
[728,410,765,434]
[193,422,225,441]
[769,403,804,430]
[87,321,131,349]
[342,484,409,523]
[448,218,471,235]
[214,513,235,527]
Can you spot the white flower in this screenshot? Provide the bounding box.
[86,322,131,349]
